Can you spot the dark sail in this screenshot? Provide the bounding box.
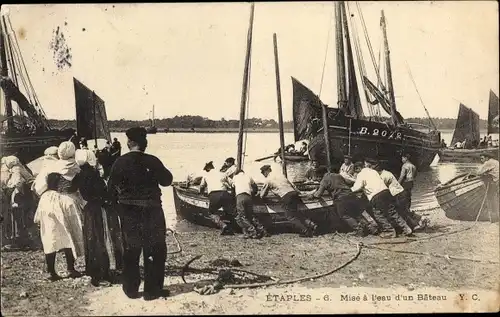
[450,103,480,147]
[73,78,111,141]
[487,90,499,135]
[291,77,323,142]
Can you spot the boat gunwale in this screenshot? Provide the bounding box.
[435,173,484,192]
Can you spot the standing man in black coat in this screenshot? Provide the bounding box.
[107,127,173,301]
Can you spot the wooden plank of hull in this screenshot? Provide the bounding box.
[172,185,334,232]
[283,154,309,162]
[439,147,499,163]
[434,173,492,221]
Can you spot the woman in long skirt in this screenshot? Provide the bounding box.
[33,142,85,281]
[75,149,116,286]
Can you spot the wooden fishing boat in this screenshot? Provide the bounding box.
[0,14,74,163]
[292,3,441,175]
[440,91,499,163]
[173,181,333,232]
[434,173,493,222]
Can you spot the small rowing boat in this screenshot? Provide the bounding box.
[173,181,332,232]
[434,173,492,222]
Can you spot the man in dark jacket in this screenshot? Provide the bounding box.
[108,127,173,301]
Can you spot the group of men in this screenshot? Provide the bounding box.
[453,135,498,149]
[306,154,426,238]
[192,151,430,239]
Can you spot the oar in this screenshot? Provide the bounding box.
[254,154,277,162]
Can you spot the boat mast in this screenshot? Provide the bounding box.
[92,91,98,147]
[273,33,287,177]
[152,105,155,127]
[0,19,14,132]
[380,10,398,126]
[336,1,348,111]
[236,3,255,171]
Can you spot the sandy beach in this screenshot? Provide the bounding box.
[2,206,499,315]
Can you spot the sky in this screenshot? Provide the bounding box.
[1,1,498,122]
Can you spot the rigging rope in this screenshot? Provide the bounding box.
[356,2,383,86]
[318,4,335,99]
[405,61,437,130]
[6,15,50,127]
[347,3,377,119]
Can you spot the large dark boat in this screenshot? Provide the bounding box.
[292,2,441,174]
[0,14,73,163]
[439,91,499,163]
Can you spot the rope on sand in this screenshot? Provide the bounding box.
[222,242,362,289]
[166,228,182,255]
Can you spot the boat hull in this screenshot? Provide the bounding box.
[172,183,336,233]
[307,123,440,174]
[434,173,497,222]
[0,130,74,164]
[439,147,499,163]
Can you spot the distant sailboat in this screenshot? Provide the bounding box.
[440,91,499,163]
[146,105,157,134]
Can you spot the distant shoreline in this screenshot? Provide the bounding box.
[109,127,296,133]
[108,127,458,133]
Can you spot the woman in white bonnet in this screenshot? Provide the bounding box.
[33,141,85,281]
[1,156,35,250]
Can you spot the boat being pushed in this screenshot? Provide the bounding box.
[434,173,498,222]
[172,181,334,233]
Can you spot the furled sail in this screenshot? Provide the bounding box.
[0,76,44,129]
[363,76,404,124]
[73,78,111,141]
[487,90,499,135]
[291,77,323,142]
[450,103,480,147]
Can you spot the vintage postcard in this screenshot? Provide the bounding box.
[1,1,499,315]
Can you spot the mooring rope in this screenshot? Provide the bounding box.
[166,228,182,255]
[223,242,362,289]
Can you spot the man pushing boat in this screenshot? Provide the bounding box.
[259,164,318,237]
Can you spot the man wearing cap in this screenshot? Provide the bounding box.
[259,165,317,237]
[374,163,430,231]
[340,155,356,184]
[231,169,268,239]
[199,161,235,235]
[398,153,417,206]
[220,157,237,179]
[107,127,173,300]
[478,152,499,221]
[351,158,412,238]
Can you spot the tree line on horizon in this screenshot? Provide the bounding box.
[46,115,488,131]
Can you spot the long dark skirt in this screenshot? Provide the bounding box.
[83,200,115,282]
